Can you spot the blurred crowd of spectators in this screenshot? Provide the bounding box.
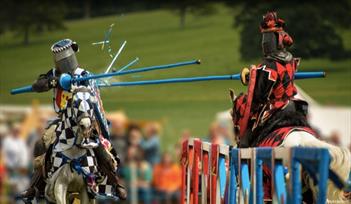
[0,111,350,203]
[109,113,181,204]
[0,111,184,204]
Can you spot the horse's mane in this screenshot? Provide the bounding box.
[247,109,311,146]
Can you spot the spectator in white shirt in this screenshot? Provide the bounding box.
[2,123,29,171]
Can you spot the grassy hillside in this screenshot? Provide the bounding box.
[0,5,350,149]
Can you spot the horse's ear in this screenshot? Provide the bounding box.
[229,89,236,103]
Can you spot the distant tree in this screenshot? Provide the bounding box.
[227,0,351,60]
[84,0,92,19]
[0,0,66,45]
[166,0,217,29]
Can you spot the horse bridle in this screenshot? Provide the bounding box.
[71,87,96,141]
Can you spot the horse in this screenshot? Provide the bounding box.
[45,86,101,204]
[230,92,351,203]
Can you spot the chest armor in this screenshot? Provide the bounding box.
[271,62,297,103]
[52,68,85,113]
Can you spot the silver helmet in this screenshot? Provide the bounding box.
[51,39,79,73]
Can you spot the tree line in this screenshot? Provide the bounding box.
[0,0,350,60]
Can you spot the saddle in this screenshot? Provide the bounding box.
[242,99,311,147]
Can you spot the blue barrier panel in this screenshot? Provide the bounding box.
[274,160,287,204]
[290,147,330,204]
[229,148,239,204]
[219,155,227,199]
[241,162,251,203]
[180,139,345,204]
[255,148,272,204]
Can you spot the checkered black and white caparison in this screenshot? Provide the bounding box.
[53,85,95,152]
[49,85,119,200]
[50,149,118,199]
[50,149,98,176]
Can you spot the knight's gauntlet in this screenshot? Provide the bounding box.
[32,74,51,92]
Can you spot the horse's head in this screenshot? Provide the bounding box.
[71,86,96,142]
[230,91,248,144]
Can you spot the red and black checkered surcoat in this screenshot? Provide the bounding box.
[252,59,298,128]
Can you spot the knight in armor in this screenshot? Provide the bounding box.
[18,39,127,201]
[235,12,309,147]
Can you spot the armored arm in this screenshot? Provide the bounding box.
[32,70,58,92]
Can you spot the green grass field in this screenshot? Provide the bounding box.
[0,5,350,149]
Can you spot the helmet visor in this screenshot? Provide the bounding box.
[54,53,78,73]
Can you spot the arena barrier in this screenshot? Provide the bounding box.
[180,138,344,204]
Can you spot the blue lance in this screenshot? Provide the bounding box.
[11,69,325,94]
[98,71,326,87]
[10,59,201,95]
[75,59,201,83]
